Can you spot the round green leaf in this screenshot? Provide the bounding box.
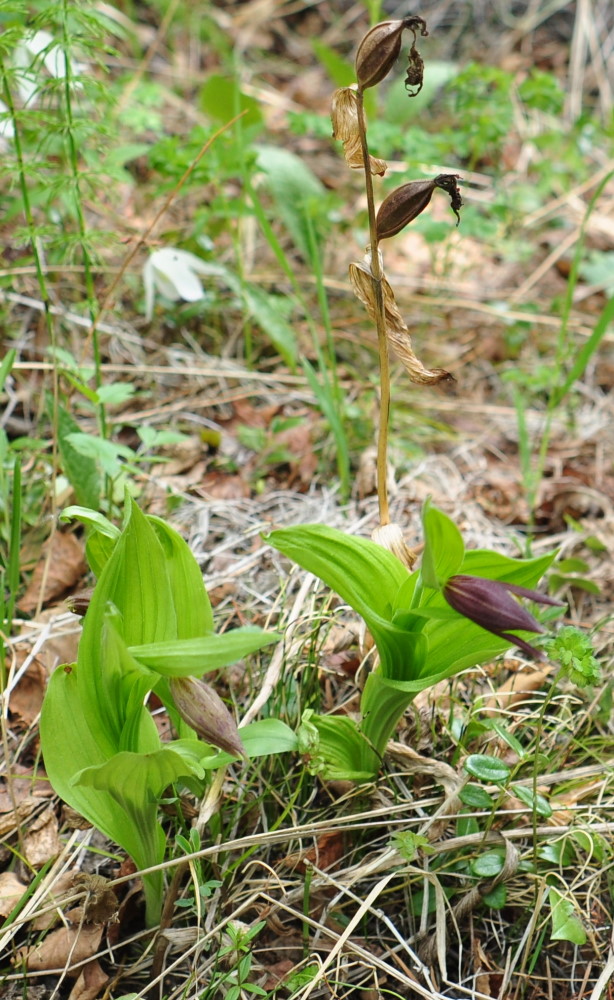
[481,884,507,909]
[512,783,552,818]
[464,754,511,785]
[459,783,494,809]
[471,850,505,878]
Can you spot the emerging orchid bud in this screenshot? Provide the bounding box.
[65,588,94,617]
[170,676,247,760]
[443,575,564,659]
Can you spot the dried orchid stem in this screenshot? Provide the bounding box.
[356,87,390,526]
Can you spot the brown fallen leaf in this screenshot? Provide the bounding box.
[7,653,46,727]
[23,806,63,868]
[278,830,345,873]
[24,606,82,677]
[275,420,317,487]
[18,532,87,614]
[68,959,109,1000]
[17,912,103,974]
[484,667,551,715]
[0,871,28,918]
[196,472,250,499]
[0,763,53,815]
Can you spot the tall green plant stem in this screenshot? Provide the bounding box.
[0,56,60,616]
[356,88,390,526]
[59,0,106,439]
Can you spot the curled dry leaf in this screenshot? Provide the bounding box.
[349,257,452,385]
[71,873,119,925]
[331,88,387,176]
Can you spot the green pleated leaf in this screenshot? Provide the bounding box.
[129,628,280,677]
[266,524,413,676]
[420,499,465,590]
[75,744,207,923]
[148,515,214,636]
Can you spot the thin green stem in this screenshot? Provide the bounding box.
[59,1,107,440]
[356,88,390,525]
[0,55,60,607]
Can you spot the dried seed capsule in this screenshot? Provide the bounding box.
[376,174,463,241]
[376,179,436,240]
[355,16,427,92]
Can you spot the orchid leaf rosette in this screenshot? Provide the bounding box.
[40,499,296,925]
[267,501,562,781]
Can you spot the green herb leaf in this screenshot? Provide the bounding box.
[548,887,587,944]
[464,754,511,784]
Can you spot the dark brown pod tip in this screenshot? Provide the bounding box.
[355,16,428,92]
[433,174,463,226]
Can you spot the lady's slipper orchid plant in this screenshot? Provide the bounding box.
[40,499,296,925]
[267,500,564,782]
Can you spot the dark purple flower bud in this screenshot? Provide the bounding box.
[170,676,247,760]
[443,575,564,659]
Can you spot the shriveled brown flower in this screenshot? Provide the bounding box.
[349,256,452,385]
[376,174,463,241]
[372,523,417,570]
[331,88,387,176]
[170,676,247,760]
[355,16,427,92]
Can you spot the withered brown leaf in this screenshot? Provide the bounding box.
[331,88,387,176]
[349,257,452,386]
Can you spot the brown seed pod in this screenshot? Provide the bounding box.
[376,174,463,241]
[376,179,436,240]
[355,16,427,92]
